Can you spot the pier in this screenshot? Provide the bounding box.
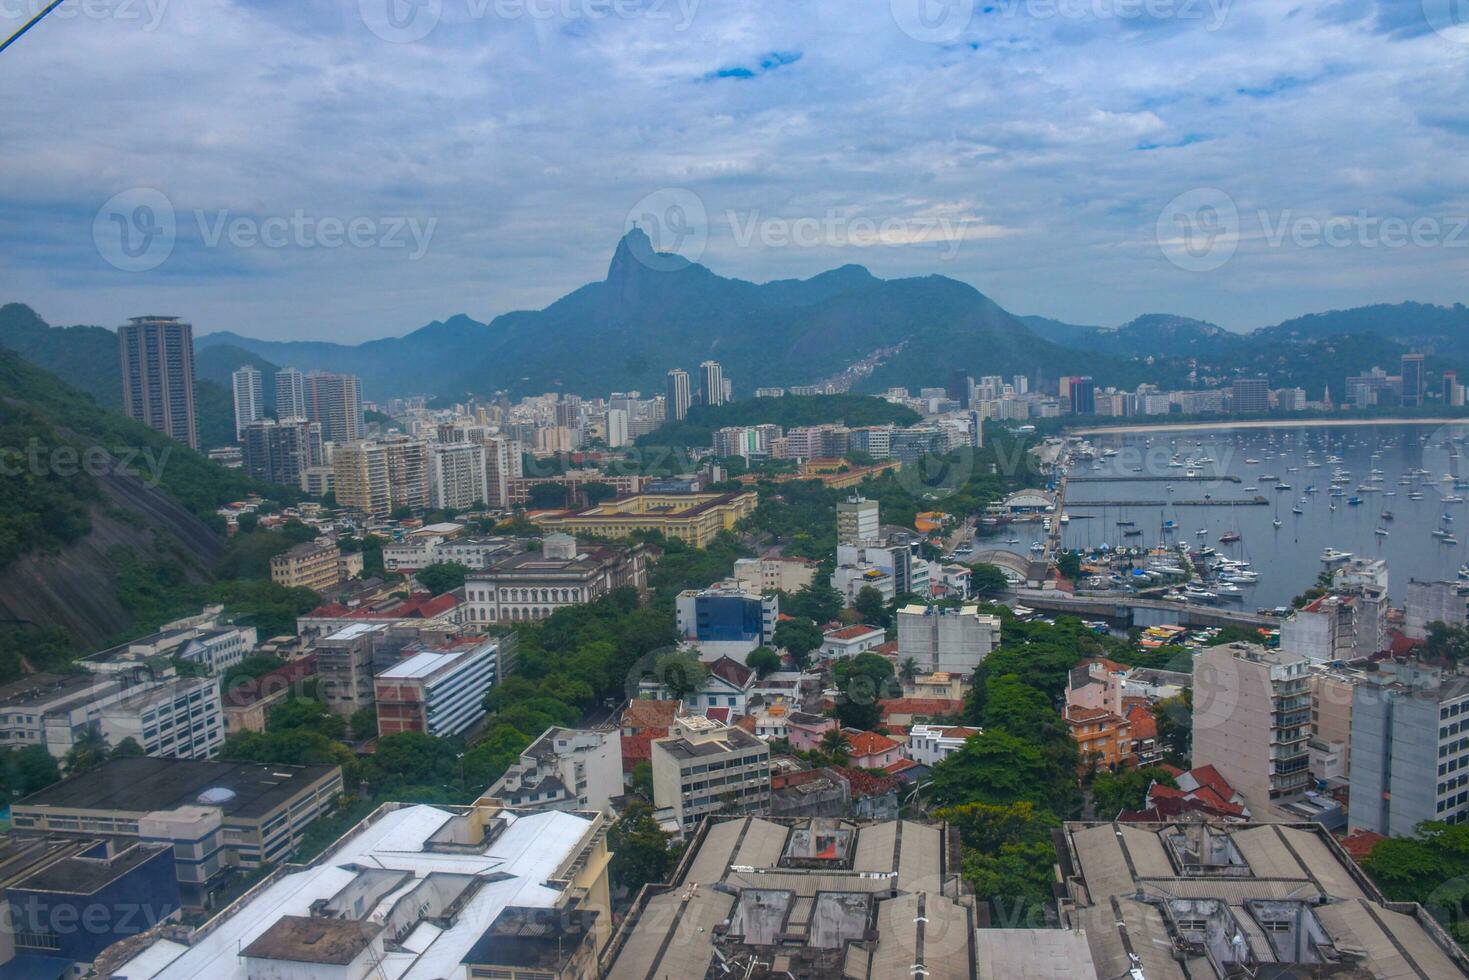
[1068,474,1241,483]
[1067,496,1271,507]
[1011,590,1279,630]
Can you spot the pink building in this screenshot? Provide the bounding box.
[787,711,837,751]
[843,729,902,769]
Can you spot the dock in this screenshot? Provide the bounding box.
[1068,475,1241,483]
[1067,496,1271,507]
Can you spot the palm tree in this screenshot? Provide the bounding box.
[820,729,851,763]
[899,657,920,684]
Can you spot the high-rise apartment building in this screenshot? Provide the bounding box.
[1401,352,1426,407]
[1193,642,1312,814]
[303,371,363,444]
[242,417,323,487]
[118,315,198,448]
[699,360,725,407]
[651,715,770,835]
[665,368,692,421]
[1349,664,1469,836]
[604,408,629,447]
[273,367,306,419]
[895,604,1000,676]
[230,366,264,441]
[480,435,520,510]
[427,441,488,510]
[1066,375,1096,415]
[333,439,429,516]
[1231,377,1270,414]
[836,495,880,546]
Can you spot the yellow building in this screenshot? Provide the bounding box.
[269,539,359,592]
[535,491,758,547]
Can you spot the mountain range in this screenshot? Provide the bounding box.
[5,230,1468,415]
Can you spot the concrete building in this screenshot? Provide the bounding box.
[312,622,460,719]
[0,671,224,762]
[1349,664,1469,836]
[12,757,342,908]
[273,367,306,419]
[231,365,264,441]
[243,417,323,487]
[1057,820,1469,979]
[650,716,771,836]
[80,607,255,676]
[333,439,430,517]
[487,727,624,813]
[1230,376,1270,413]
[1192,642,1312,815]
[302,370,363,444]
[372,636,499,738]
[426,440,487,510]
[269,539,361,593]
[820,624,887,660]
[1402,351,1426,407]
[1309,662,1370,784]
[1404,578,1469,639]
[0,835,180,976]
[836,495,881,546]
[119,315,197,449]
[895,604,1000,677]
[699,360,725,407]
[95,800,615,980]
[535,491,758,547]
[674,580,778,658]
[732,555,818,594]
[905,723,978,766]
[665,368,692,421]
[462,535,646,625]
[601,816,975,980]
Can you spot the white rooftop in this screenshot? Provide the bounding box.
[119,804,594,980]
[378,647,483,680]
[324,622,392,640]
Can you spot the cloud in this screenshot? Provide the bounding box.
[0,0,1462,345]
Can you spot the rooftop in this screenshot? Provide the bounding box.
[101,804,603,980]
[1060,820,1469,979]
[13,757,339,820]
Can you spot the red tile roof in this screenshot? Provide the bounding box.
[879,698,964,719]
[825,624,884,641]
[843,730,900,758]
[222,656,317,709]
[832,765,900,798]
[707,656,753,689]
[705,707,732,724]
[884,758,920,775]
[1340,830,1387,861]
[1125,704,1157,741]
[307,592,459,620]
[621,699,681,731]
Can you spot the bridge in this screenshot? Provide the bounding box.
[1009,590,1279,631]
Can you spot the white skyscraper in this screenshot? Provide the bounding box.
[231,366,264,441]
[666,368,692,421]
[428,441,488,510]
[699,360,725,407]
[274,367,306,419]
[605,408,629,447]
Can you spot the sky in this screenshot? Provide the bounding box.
[2,0,1467,343]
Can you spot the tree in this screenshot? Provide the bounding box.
[609,800,679,895]
[784,582,845,624]
[527,483,569,510]
[1154,688,1192,767]
[927,730,1059,811]
[745,647,782,678]
[854,586,888,627]
[0,745,60,801]
[350,706,379,741]
[1090,766,1177,819]
[773,617,823,665]
[582,482,618,505]
[268,698,348,740]
[819,728,851,762]
[1426,621,1469,662]
[935,801,1059,927]
[416,562,471,595]
[631,761,654,800]
[651,650,708,701]
[109,737,146,759]
[1057,550,1082,581]
[63,728,108,777]
[968,562,1010,596]
[899,657,920,683]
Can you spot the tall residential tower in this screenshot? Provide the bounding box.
[118,315,198,448]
